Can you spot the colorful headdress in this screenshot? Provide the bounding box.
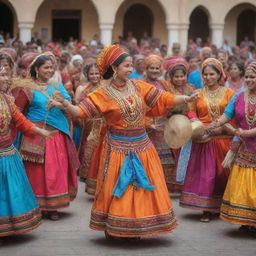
[29,51,55,69]
[19,52,39,69]
[201,58,226,79]
[96,45,127,75]
[164,57,189,73]
[246,61,256,74]
[144,54,163,68]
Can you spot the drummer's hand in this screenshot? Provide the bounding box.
[186,91,200,103]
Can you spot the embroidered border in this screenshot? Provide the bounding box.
[0,145,16,157]
[180,192,222,212]
[0,208,41,237]
[145,87,163,108]
[79,98,100,119]
[90,209,177,237]
[36,188,77,210]
[235,148,256,168]
[221,200,256,226]
[108,127,153,154]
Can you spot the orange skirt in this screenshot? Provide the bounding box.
[89,135,177,238]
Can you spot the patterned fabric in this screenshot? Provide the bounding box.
[79,97,100,119]
[0,145,42,237]
[220,164,256,226]
[90,209,177,238]
[235,146,256,168]
[109,128,152,154]
[145,87,163,108]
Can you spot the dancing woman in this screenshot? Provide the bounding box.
[13,53,79,220]
[180,58,235,222]
[49,45,198,239]
[210,62,256,234]
[0,66,52,237]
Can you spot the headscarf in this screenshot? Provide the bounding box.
[133,54,145,63]
[164,57,189,74]
[96,44,127,76]
[144,54,163,69]
[0,52,14,68]
[246,61,256,74]
[0,48,17,62]
[71,54,83,64]
[201,58,226,79]
[19,52,39,69]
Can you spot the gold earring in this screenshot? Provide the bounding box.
[36,71,38,79]
[113,70,117,80]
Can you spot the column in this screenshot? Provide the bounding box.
[167,23,180,55]
[211,23,224,48]
[179,23,189,54]
[18,22,34,44]
[99,24,113,46]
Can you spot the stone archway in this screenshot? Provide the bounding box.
[0,0,15,37]
[123,4,153,44]
[237,9,256,45]
[188,6,210,44]
[224,3,256,46]
[34,0,99,42]
[113,0,167,45]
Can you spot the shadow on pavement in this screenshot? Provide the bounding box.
[90,236,173,248]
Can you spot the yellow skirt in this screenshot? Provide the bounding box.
[89,139,177,237]
[220,164,256,226]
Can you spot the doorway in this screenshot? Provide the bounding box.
[52,10,81,42]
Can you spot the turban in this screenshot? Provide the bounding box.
[201,58,226,79]
[164,57,189,74]
[144,54,163,69]
[246,61,256,74]
[96,45,127,75]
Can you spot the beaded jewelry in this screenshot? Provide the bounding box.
[203,86,225,121]
[245,91,256,128]
[104,80,143,127]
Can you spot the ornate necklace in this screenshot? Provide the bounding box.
[0,94,12,133]
[104,80,143,127]
[203,87,225,121]
[245,91,256,128]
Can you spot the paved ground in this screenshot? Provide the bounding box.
[0,182,255,256]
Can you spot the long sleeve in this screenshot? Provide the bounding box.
[12,109,35,136]
[146,90,176,117]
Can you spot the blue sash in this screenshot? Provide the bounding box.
[111,133,156,198]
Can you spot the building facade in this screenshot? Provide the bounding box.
[0,0,256,53]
